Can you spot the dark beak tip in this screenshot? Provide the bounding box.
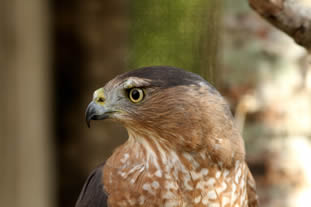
[86,119,91,128]
[85,102,95,128]
[85,101,110,128]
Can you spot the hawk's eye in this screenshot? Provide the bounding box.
[128,88,144,103]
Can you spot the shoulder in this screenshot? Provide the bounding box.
[75,162,108,207]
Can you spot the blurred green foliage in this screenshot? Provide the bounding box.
[128,0,221,84]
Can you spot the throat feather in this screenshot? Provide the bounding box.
[103,132,246,207]
[109,132,209,182]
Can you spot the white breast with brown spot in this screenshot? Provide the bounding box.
[103,133,248,207]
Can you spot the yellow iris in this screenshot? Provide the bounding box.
[129,88,144,103]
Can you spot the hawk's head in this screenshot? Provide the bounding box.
[86,66,245,166]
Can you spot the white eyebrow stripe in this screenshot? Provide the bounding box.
[123,77,151,89]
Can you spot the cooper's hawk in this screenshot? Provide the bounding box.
[76,66,258,207]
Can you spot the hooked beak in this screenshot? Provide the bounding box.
[85,101,112,128]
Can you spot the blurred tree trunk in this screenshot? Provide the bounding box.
[0,0,54,207]
[128,0,222,85]
[53,1,129,206]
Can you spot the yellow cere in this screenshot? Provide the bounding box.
[93,88,106,105]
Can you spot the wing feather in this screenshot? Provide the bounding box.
[75,163,108,207]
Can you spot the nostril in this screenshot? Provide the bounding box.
[97,97,105,103]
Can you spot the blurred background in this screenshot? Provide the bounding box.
[1,0,310,207]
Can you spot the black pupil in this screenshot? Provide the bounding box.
[131,89,140,100]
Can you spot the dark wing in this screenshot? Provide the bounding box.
[75,163,108,207]
[246,166,259,207]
